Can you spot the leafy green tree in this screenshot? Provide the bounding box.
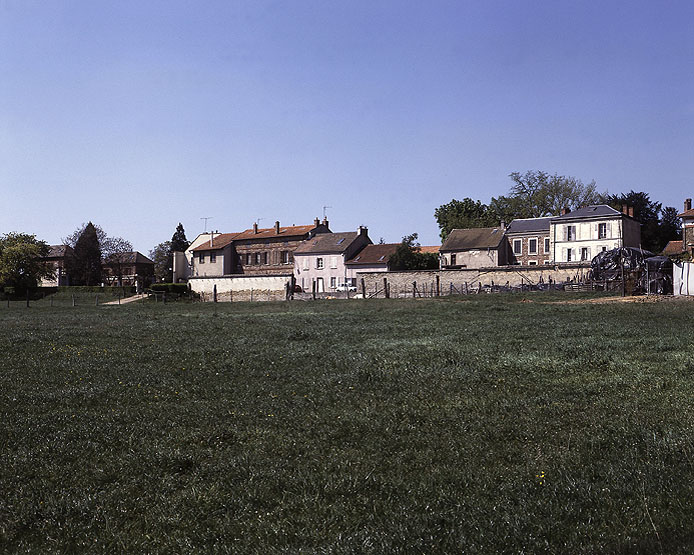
[150,241,173,283]
[498,171,605,219]
[171,223,190,252]
[0,233,52,293]
[434,198,497,241]
[68,222,102,286]
[660,206,682,248]
[389,233,439,271]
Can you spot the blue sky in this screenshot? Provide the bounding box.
[2,0,693,252]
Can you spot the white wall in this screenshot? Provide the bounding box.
[189,275,290,296]
[673,263,694,296]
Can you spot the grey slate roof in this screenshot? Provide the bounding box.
[346,243,399,265]
[294,232,359,254]
[505,217,553,234]
[439,227,505,252]
[551,205,624,221]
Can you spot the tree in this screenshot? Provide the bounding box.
[389,233,439,271]
[68,222,102,286]
[607,191,680,252]
[102,236,134,286]
[0,233,52,293]
[498,171,605,219]
[64,222,133,285]
[171,223,190,252]
[150,241,173,283]
[434,198,497,241]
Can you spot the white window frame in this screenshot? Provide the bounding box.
[302,257,309,270]
[598,222,607,239]
[528,238,538,255]
[330,277,337,289]
[330,256,338,269]
[316,257,324,270]
[544,237,550,253]
[513,239,522,255]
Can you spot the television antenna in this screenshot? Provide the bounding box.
[323,206,332,220]
[201,217,213,232]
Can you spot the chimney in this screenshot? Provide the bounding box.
[622,204,628,215]
[628,206,634,218]
[210,231,215,247]
[314,217,320,227]
[253,223,258,234]
[686,198,692,212]
[358,225,368,237]
[275,221,280,234]
[561,207,570,216]
[500,220,506,231]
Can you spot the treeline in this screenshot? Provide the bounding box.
[434,170,681,253]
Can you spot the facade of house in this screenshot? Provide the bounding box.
[40,245,74,286]
[102,251,155,289]
[181,219,331,279]
[439,227,509,269]
[677,198,694,255]
[293,227,372,292]
[550,205,641,264]
[505,217,553,266]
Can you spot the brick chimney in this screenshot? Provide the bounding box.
[628,206,634,218]
[314,217,320,227]
[275,221,280,234]
[622,204,628,215]
[500,220,506,231]
[686,198,692,212]
[322,217,329,228]
[253,223,258,234]
[358,225,368,237]
[561,207,570,216]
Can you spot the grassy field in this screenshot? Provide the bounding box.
[1,293,693,553]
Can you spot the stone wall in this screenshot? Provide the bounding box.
[188,275,291,302]
[357,265,590,298]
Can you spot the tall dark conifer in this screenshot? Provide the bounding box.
[171,223,190,252]
[70,222,102,286]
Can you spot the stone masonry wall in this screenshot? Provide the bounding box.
[357,265,590,298]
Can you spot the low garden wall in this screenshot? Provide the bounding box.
[188,275,292,302]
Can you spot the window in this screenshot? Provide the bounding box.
[262,252,268,265]
[330,277,337,288]
[199,252,205,264]
[581,247,590,261]
[598,223,607,239]
[210,252,216,263]
[566,225,576,241]
[254,253,261,264]
[246,253,252,265]
[513,239,522,255]
[350,278,357,287]
[281,251,290,264]
[544,260,551,265]
[450,254,457,265]
[529,238,537,254]
[330,256,338,269]
[302,257,309,270]
[544,238,550,253]
[567,249,573,262]
[528,260,537,265]
[316,257,324,269]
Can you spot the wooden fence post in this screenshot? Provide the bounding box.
[213,284,217,303]
[312,281,316,300]
[384,278,389,299]
[26,289,30,308]
[72,294,76,307]
[361,278,366,298]
[436,275,440,296]
[412,281,417,298]
[95,294,99,306]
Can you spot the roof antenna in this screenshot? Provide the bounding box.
[256,218,264,226]
[323,206,332,220]
[201,217,213,232]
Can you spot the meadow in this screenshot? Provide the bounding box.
[1,293,693,553]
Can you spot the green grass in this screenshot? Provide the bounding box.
[1,294,694,553]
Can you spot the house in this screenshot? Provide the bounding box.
[181,219,331,279]
[439,226,508,269]
[40,245,74,286]
[345,243,400,274]
[102,251,155,289]
[550,205,641,264]
[293,227,372,292]
[505,217,553,266]
[677,198,694,255]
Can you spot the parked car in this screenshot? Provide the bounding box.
[336,283,357,292]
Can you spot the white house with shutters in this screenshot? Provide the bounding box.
[549,205,641,264]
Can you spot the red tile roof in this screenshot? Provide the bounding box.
[191,233,238,252]
[419,245,440,254]
[678,209,694,219]
[663,240,683,255]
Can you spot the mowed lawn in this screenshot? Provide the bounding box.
[1,294,694,553]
